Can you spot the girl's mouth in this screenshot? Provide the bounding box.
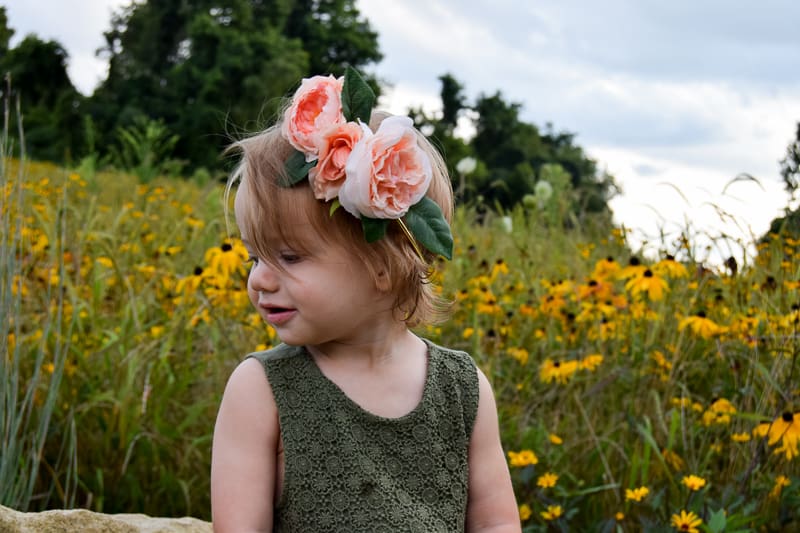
[265,307,296,325]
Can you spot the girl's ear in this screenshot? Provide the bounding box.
[375,270,392,292]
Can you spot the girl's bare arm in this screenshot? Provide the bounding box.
[211,358,279,533]
[466,369,522,533]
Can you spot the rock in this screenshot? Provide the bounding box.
[0,504,213,533]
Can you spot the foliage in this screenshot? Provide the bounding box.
[109,116,184,183]
[6,159,800,530]
[411,75,618,220]
[0,8,85,163]
[88,0,381,171]
[1,101,75,510]
[780,122,800,202]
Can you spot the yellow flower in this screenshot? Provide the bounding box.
[681,475,707,491]
[625,269,668,301]
[204,239,249,279]
[150,326,165,338]
[615,512,625,521]
[507,449,538,467]
[766,412,800,459]
[624,486,650,502]
[96,256,114,268]
[769,475,791,499]
[731,432,751,442]
[653,255,689,278]
[462,327,475,340]
[592,256,620,280]
[518,504,532,522]
[537,472,559,488]
[662,448,685,471]
[678,312,727,339]
[549,433,563,445]
[539,358,579,384]
[702,398,736,426]
[580,353,604,371]
[671,510,702,533]
[507,347,529,365]
[540,505,563,521]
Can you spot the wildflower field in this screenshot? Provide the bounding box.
[3,158,800,531]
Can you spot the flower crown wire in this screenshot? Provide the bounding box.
[279,67,453,261]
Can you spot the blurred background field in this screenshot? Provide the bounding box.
[4,155,800,531]
[3,1,800,531]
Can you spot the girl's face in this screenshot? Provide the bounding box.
[236,193,395,348]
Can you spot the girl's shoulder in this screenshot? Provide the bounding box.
[421,337,477,373]
[245,343,304,366]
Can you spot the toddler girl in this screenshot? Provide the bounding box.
[211,69,520,532]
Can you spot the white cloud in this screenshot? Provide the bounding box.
[5,0,128,95]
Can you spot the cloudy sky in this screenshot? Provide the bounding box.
[7,0,800,263]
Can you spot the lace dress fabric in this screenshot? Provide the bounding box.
[248,338,479,533]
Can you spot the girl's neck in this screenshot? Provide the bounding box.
[306,324,420,369]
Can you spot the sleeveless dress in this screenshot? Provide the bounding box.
[246,337,479,533]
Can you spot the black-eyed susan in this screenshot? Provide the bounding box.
[624,486,649,502]
[625,269,668,301]
[766,412,800,460]
[549,433,563,445]
[681,475,707,491]
[204,239,249,279]
[540,358,579,384]
[670,510,702,532]
[617,256,648,280]
[653,255,689,279]
[592,256,620,280]
[678,311,727,339]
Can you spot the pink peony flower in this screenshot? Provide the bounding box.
[309,122,369,201]
[281,75,345,161]
[339,116,432,219]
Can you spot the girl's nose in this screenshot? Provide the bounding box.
[248,260,279,293]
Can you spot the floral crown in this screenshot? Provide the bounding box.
[279,67,453,260]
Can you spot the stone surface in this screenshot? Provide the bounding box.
[0,504,213,533]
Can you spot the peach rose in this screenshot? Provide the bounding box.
[339,116,432,219]
[281,75,345,161]
[309,121,369,201]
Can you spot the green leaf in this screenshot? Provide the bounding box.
[329,199,341,217]
[404,197,454,259]
[361,217,388,243]
[706,508,727,533]
[283,149,316,186]
[342,67,375,123]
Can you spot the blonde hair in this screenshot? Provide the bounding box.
[225,112,454,326]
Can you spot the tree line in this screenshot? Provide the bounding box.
[7,0,799,230]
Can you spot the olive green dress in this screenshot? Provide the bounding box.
[247,338,479,532]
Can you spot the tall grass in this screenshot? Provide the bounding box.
[0,83,75,510]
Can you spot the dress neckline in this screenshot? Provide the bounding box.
[301,338,435,423]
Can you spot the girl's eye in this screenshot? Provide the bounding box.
[280,252,302,264]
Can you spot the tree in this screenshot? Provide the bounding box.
[780,122,800,202]
[412,74,617,219]
[89,0,382,172]
[0,30,84,162]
